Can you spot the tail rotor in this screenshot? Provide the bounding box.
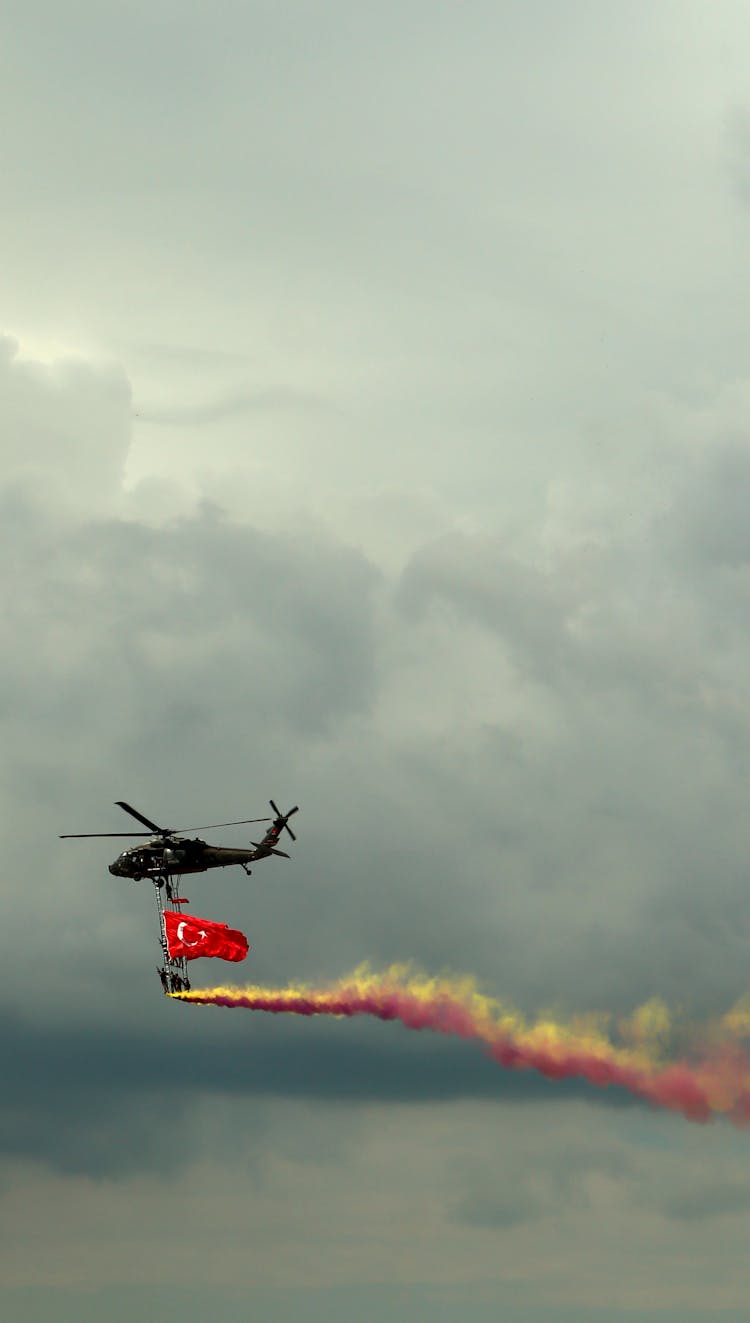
[270,799,299,841]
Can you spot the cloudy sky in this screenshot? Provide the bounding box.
[5,2,750,1319]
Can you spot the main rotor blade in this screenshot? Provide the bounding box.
[175,817,271,832]
[116,801,166,833]
[60,831,156,839]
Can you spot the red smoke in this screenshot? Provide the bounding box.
[172,970,750,1125]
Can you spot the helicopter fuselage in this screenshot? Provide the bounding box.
[108,837,268,880]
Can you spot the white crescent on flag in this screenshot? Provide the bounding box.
[176,920,205,946]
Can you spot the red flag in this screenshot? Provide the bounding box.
[163,910,249,963]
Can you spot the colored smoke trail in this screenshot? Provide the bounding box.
[171,965,750,1125]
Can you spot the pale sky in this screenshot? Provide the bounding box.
[4,3,750,1320]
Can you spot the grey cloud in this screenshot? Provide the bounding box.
[665,439,750,569]
[725,107,750,206]
[398,533,573,683]
[136,387,333,427]
[123,340,250,366]
[397,526,710,710]
[658,1177,750,1222]
[0,335,130,512]
[2,1010,639,1180]
[5,1286,750,1323]
[453,1187,538,1230]
[451,1130,632,1229]
[2,496,379,745]
[387,503,750,1016]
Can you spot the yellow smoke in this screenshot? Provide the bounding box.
[172,961,679,1073]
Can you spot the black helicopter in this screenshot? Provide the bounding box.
[61,799,299,886]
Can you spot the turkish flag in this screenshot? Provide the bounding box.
[163,910,249,962]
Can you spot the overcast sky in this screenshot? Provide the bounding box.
[5,3,750,1320]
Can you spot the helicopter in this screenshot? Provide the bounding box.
[60,798,299,888]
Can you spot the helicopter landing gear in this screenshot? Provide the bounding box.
[241,863,253,876]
